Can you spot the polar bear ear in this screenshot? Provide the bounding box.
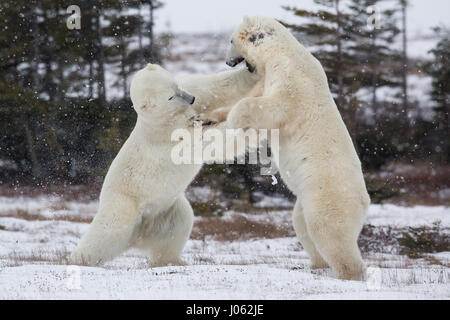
[242,16,251,25]
[146,63,158,71]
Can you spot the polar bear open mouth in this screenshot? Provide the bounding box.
[244,60,255,73]
[226,56,255,73]
[226,44,255,73]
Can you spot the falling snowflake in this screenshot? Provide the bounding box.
[271,175,278,185]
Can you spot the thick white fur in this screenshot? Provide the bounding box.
[69,64,259,266]
[226,17,371,280]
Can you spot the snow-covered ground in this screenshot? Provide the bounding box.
[0,190,448,299]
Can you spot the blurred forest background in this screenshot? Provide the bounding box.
[0,0,448,206]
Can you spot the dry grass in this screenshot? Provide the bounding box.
[190,254,215,265]
[191,214,295,241]
[0,208,93,223]
[0,183,101,202]
[3,248,71,267]
[381,267,449,286]
[425,256,449,267]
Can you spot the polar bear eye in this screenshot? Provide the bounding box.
[249,33,265,43]
[168,95,174,101]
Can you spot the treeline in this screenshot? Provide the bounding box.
[283,0,449,168]
[0,0,448,191]
[0,0,168,184]
[202,0,449,203]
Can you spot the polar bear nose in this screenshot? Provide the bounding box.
[226,56,244,67]
[176,88,195,105]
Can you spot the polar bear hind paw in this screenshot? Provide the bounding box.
[310,259,330,270]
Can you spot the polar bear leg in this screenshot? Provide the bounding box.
[305,204,365,280]
[292,201,329,269]
[140,195,193,266]
[69,194,138,266]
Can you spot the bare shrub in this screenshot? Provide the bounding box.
[358,224,402,254]
[397,221,450,258]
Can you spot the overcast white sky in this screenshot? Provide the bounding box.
[154,0,450,38]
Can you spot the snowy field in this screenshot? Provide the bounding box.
[0,190,448,299]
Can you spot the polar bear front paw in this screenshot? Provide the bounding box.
[188,114,217,127]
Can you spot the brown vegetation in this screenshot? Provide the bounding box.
[191,214,295,242]
[366,162,450,206]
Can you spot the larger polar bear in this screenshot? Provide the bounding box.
[69,64,260,266]
[224,16,370,280]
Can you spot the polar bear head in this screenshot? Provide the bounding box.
[130,64,196,128]
[226,16,288,72]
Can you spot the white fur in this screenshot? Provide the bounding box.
[69,64,259,266]
[226,17,371,280]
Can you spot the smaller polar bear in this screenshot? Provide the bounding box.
[224,16,371,280]
[70,64,260,266]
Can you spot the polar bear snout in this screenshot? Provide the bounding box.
[226,56,244,67]
[169,87,195,105]
[177,88,195,105]
[226,43,244,67]
[226,43,255,73]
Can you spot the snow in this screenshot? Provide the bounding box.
[1,262,447,300]
[0,193,448,299]
[367,204,450,227]
[252,192,292,209]
[0,159,17,170]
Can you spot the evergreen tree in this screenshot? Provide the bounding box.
[282,0,353,109]
[0,1,166,183]
[0,0,47,180]
[146,0,164,63]
[399,0,409,122]
[424,27,450,163]
[103,1,145,98]
[282,1,414,168]
[345,0,401,110]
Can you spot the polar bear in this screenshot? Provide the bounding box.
[224,16,370,280]
[69,64,260,266]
